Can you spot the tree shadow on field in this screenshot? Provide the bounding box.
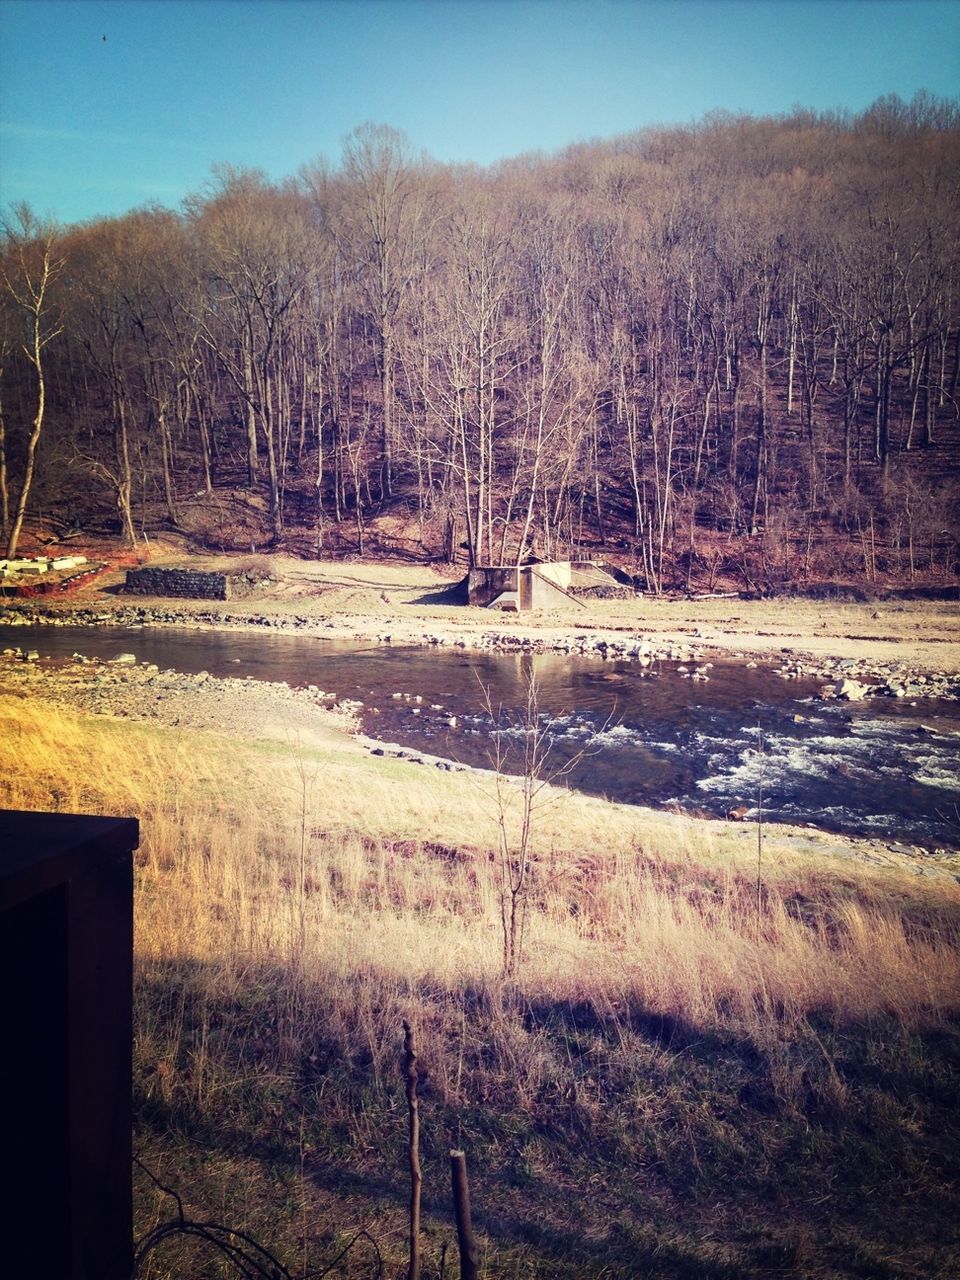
[302,1156,745,1280]
[523,995,765,1066]
[132,963,754,1279]
[408,576,468,606]
[132,962,960,1278]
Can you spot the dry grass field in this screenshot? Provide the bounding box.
[3,692,960,1277]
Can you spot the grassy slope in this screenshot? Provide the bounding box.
[3,694,960,1278]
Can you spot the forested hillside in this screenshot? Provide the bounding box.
[2,93,958,591]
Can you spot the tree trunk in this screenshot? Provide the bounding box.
[115,397,137,547]
[380,327,393,499]
[157,407,178,524]
[749,340,767,537]
[0,383,10,543]
[6,310,50,558]
[243,334,259,487]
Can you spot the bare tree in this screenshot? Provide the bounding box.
[482,670,605,977]
[1,205,64,557]
[191,168,316,541]
[341,123,426,501]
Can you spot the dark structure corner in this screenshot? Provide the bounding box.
[0,809,139,1280]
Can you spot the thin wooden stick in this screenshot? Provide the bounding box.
[402,1021,422,1280]
[449,1149,479,1280]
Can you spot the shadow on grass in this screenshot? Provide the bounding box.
[408,577,469,606]
[133,962,960,1280]
[523,995,765,1066]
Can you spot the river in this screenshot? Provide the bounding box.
[3,623,959,849]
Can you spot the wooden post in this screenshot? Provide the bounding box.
[402,1021,422,1280]
[449,1149,479,1280]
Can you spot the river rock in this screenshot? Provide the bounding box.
[834,677,871,701]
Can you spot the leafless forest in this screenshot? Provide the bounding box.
[2,94,958,589]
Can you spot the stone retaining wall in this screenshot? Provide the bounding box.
[124,567,230,600]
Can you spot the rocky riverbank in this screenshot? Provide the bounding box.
[3,646,957,881]
[2,595,958,703]
[0,647,362,750]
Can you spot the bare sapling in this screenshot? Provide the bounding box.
[0,205,65,559]
[480,669,607,978]
[402,1020,422,1280]
[289,735,320,961]
[755,718,764,941]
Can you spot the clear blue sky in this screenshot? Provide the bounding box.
[2,0,958,225]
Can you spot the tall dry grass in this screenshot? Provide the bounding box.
[7,690,960,1273]
[4,691,958,1057]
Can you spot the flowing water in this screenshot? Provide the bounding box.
[4,624,959,849]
